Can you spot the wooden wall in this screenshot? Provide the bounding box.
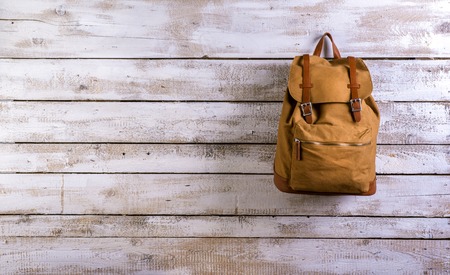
[0,0,449,273]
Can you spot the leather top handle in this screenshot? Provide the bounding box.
[313,32,342,59]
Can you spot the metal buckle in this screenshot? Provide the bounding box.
[350,98,362,112]
[300,102,312,116]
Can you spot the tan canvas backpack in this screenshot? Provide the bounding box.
[274,33,380,195]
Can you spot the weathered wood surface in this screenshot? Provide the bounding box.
[1,215,449,238]
[0,102,448,144]
[1,238,448,274]
[1,59,449,101]
[0,144,447,174]
[0,174,448,216]
[1,1,449,58]
[1,0,449,273]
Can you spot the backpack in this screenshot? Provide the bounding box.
[273,33,380,195]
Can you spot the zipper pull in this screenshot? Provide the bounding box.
[295,138,302,160]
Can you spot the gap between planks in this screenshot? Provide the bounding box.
[2,57,449,60]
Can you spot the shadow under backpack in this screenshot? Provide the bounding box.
[273,33,380,196]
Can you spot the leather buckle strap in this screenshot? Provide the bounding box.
[300,102,312,116]
[350,98,362,112]
[299,83,313,89]
[347,83,361,89]
[300,54,313,124]
[347,56,361,122]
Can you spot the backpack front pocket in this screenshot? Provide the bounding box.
[289,125,374,194]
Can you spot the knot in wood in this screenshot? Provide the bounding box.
[55,5,66,16]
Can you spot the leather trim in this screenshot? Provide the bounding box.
[300,54,313,124]
[273,171,295,193]
[274,170,377,196]
[348,56,362,122]
[313,32,342,59]
[364,178,377,196]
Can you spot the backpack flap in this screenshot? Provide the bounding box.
[288,55,373,104]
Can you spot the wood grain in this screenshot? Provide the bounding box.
[1,1,449,58]
[0,174,448,216]
[1,59,449,101]
[0,238,448,274]
[1,1,449,274]
[0,144,447,174]
[0,102,448,144]
[1,215,448,238]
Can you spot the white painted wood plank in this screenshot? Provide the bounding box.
[378,145,450,174]
[2,59,286,102]
[1,59,448,101]
[1,1,449,58]
[0,238,448,274]
[0,144,447,174]
[0,174,448,216]
[1,215,448,239]
[0,102,448,144]
[0,101,278,144]
[367,60,450,102]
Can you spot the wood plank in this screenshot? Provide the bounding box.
[0,101,279,144]
[0,238,448,274]
[0,144,447,174]
[1,1,449,58]
[1,102,448,144]
[1,215,448,239]
[0,174,448,216]
[1,59,449,101]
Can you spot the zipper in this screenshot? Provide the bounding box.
[294,138,302,160]
[295,138,371,161]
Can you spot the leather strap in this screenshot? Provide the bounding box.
[313,32,341,59]
[299,54,313,124]
[347,56,361,122]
